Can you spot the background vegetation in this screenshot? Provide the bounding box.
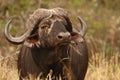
[0,0,120,80]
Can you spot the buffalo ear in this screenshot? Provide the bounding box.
[24,33,40,47]
[71,32,84,43]
[24,20,42,47]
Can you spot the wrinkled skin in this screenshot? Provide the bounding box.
[37,15,71,47]
[24,15,72,48]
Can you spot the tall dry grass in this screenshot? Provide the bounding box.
[0,38,120,80]
[86,48,120,80]
[0,51,19,80]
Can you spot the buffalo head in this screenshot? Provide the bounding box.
[4,8,87,48]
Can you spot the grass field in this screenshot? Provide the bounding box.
[0,47,120,80]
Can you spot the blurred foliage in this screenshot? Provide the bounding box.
[98,0,120,10]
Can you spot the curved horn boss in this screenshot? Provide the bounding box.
[4,19,30,44]
[77,16,87,37]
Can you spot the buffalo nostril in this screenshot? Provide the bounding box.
[57,35,63,39]
[57,32,71,40]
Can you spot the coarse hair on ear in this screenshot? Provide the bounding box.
[24,25,40,48]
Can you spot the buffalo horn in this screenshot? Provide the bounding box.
[77,16,87,37]
[4,19,30,44]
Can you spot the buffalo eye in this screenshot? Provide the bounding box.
[41,24,50,29]
[41,25,46,29]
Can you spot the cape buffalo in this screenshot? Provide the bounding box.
[4,8,88,80]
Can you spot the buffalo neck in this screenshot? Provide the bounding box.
[30,45,69,76]
[31,45,69,66]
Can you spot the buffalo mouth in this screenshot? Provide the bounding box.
[56,33,80,46]
[57,40,71,46]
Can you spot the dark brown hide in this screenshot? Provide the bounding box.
[18,40,88,80]
[70,39,88,80]
[18,45,71,80]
